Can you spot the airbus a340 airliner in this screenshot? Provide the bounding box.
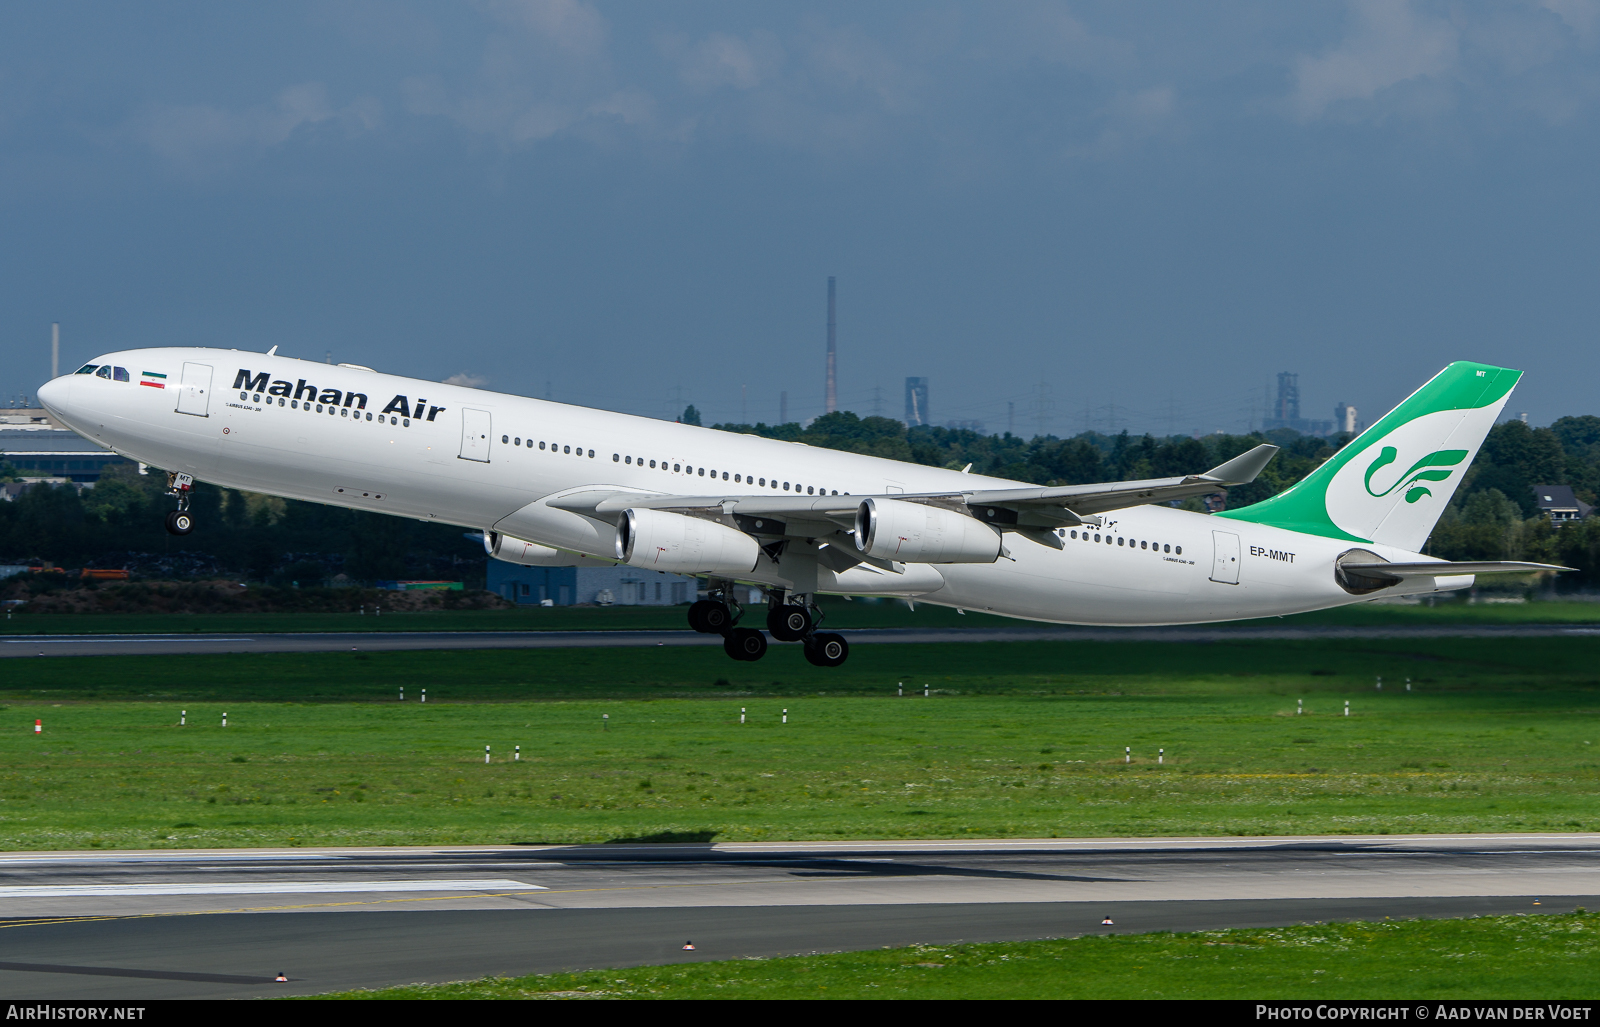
[36,352,1562,666]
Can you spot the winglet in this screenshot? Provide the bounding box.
[266,345,278,357]
[1202,444,1278,485]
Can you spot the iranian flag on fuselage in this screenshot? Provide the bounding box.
[139,371,166,389]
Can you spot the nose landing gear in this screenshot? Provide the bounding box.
[163,472,196,536]
[164,510,194,536]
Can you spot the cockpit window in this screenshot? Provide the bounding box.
[113,367,130,382]
[75,364,98,375]
[95,366,112,379]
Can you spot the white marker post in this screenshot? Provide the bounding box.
[222,712,228,727]
[1344,700,1350,717]
[1406,678,1412,692]
[1377,676,1382,691]
[1125,746,1131,764]
[740,707,746,724]
[898,683,903,697]
[782,709,788,724]
[181,710,186,726]
[421,689,426,704]
[515,745,520,762]
[485,745,490,764]
[924,684,930,698]
[400,686,404,702]
[603,713,609,732]
[1159,748,1165,764]
[1297,699,1303,715]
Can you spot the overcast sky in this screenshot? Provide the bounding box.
[4,1,1600,434]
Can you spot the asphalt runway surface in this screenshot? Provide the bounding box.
[4,622,1599,658]
[0,834,1595,998]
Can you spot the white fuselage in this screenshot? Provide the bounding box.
[38,348,1465,626]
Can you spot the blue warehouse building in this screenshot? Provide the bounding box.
[486,561,704,606]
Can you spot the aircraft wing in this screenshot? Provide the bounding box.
[545,443,1280,545]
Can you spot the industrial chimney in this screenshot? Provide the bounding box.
[825,277,837,414]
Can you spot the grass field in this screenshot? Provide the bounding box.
[4,595,1600,635]
[310,911,1600,1000]
[2,637,1597,849]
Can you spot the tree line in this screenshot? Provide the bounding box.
[4,409,1600,585]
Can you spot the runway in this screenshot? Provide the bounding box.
[3,622,1598,658]
[0,833,1595,998]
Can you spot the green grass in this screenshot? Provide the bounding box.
[306,911,1600,999]
[4,596,1600,635]
[3,637,1598,850]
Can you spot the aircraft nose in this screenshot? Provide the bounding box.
[36,375,71,417]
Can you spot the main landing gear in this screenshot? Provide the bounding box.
[164,472,196,536]
[687,592,768,663]
[766,600,848,667]
[688,590,849,667]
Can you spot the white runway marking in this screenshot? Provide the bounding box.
[3,638,255,644]
[0,878,542,897]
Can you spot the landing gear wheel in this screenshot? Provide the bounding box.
[803,631,849,667]
[687,600,732,634]
[723,627,768,662]
[767,605,812,641]
[164,510,194,536]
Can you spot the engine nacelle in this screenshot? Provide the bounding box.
[854,498,1002,564]
[616,508,761,576]
[485,531,619,568]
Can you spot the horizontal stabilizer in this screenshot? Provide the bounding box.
[1203,444,1279,484]
[1343,560,1571,578]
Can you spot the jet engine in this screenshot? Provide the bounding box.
[484,531,619,568]
[616,508,761,576]
[854,498,1003,564]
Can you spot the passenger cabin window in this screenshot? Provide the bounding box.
[563,446,570,454]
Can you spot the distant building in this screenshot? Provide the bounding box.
[0,408,59,429]
[1532,485,1591,525]
[1262,372,1334,435]
[904,377,929,426]
[487,561,706,606]
[945,419,985,433]
[0,429,130,483]
[1334,402,1359,435]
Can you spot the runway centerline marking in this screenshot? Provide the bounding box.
[0,878,542,897]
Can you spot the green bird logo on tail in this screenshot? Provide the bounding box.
[1363,447,1468,504]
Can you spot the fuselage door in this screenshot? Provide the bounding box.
[175,362,213,417]
[460,408,492,463]
[1210,530,1241,585]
